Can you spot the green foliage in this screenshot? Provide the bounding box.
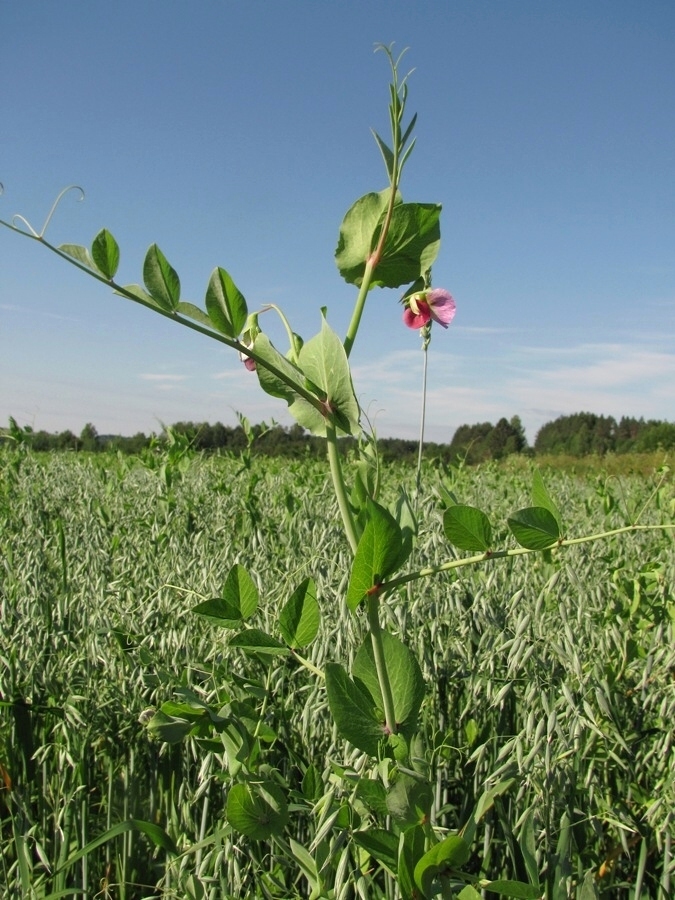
[535,412,675,456]
[346,499,409,610]
[205,266,248,337]
[143,243,181,311]
[0,449,673,896]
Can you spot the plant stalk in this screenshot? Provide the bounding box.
[367,595,398,735]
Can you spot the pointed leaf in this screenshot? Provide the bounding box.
[52,818,177,873]
[253,334,326,436]
[578,871,599,900]
[226,781,288,840]
[279,578,320,648]
[371,202,442,289]
[229,629,289,656]
[518,807,539,889]
[58,243,99,272]
[143,244,180,311]
[223,563,258,618]
[115,283,159,308]
[347,501,406,611]
[205,267,248,337]
[335,190,391,286]
[353,829,399,873]
[91,228,120,279]
[532,468,563,531]
[508,507,560,550]
[296,318,360,435]
[145,710,195,744]
[414,834,471,897]
[398,826,427,900]
[371,130,395,179]
[192,596,247,628]
[352,632,425,741]
[444,505,493,551]
[387,774,433,827]
[460,779,518,850]
[194,563,258,625]
[176,301,213,329]
[325,662,385,757]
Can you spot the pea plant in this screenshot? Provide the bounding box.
[2,46,673,900]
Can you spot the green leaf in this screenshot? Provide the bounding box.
[324,662,385,757]
[518,807,539,889]
[58,243,99,272]
[52,818,177,873]
[279,578,320,648]
[458,888,482,900]
[508,507,560,550]
[143,244,180,311]
[372,202,442,289]
[578,870,599,900]
[226,781,288,840]
[176,301,213,329]
[482,881,542,899]
[414,834,471,897]
[355,778,389,817]
[395,486,417,560]
[223,563,258,617]
[91,228,120,279]
[205,267,248,337]
[229,629,290,657]
[347,501,407,611]
[193,563,258,626]
[301,764,322,802]
[386,773,433,827]
[144,709,195,744]
[295,318,360,436]
[532,468,563,531]
[352,632,425,741]
[461,779,517,846]
[253,334,327,436]
[353,829,399,873]
[371,130,395,179]
[115,283,159,308]
[192,597,247,628]
[444,505,493,551]
[398,826,427,900]
[335,190,390,286]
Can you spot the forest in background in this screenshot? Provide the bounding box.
[3,411,675,463]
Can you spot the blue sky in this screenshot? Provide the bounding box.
[2,1,674,443]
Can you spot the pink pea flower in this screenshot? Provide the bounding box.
[403,289,456,330]
[239,339,256,371]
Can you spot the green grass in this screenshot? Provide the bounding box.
[1,447,673,898]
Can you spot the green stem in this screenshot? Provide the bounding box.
[0,222,329,418]
[367,595,397,735]
[343,77,402,357]
[381,522,675,593]
[415,340,429,501]
[290,649,325,680]
[325,420,359,554]
[343,258,375,358]
[261,303,300,365]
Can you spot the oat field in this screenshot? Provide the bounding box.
[1,446,673,899]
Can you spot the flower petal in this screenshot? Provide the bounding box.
[427,289,456,328]
[403,303,431,329]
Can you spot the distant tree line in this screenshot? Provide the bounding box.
[2,411,674,461]
[533,413,675,456]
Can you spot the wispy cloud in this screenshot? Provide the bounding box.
[139,373,189,382]
[351,342,675,442]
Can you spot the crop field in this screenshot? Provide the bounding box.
[1,446,674,899]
